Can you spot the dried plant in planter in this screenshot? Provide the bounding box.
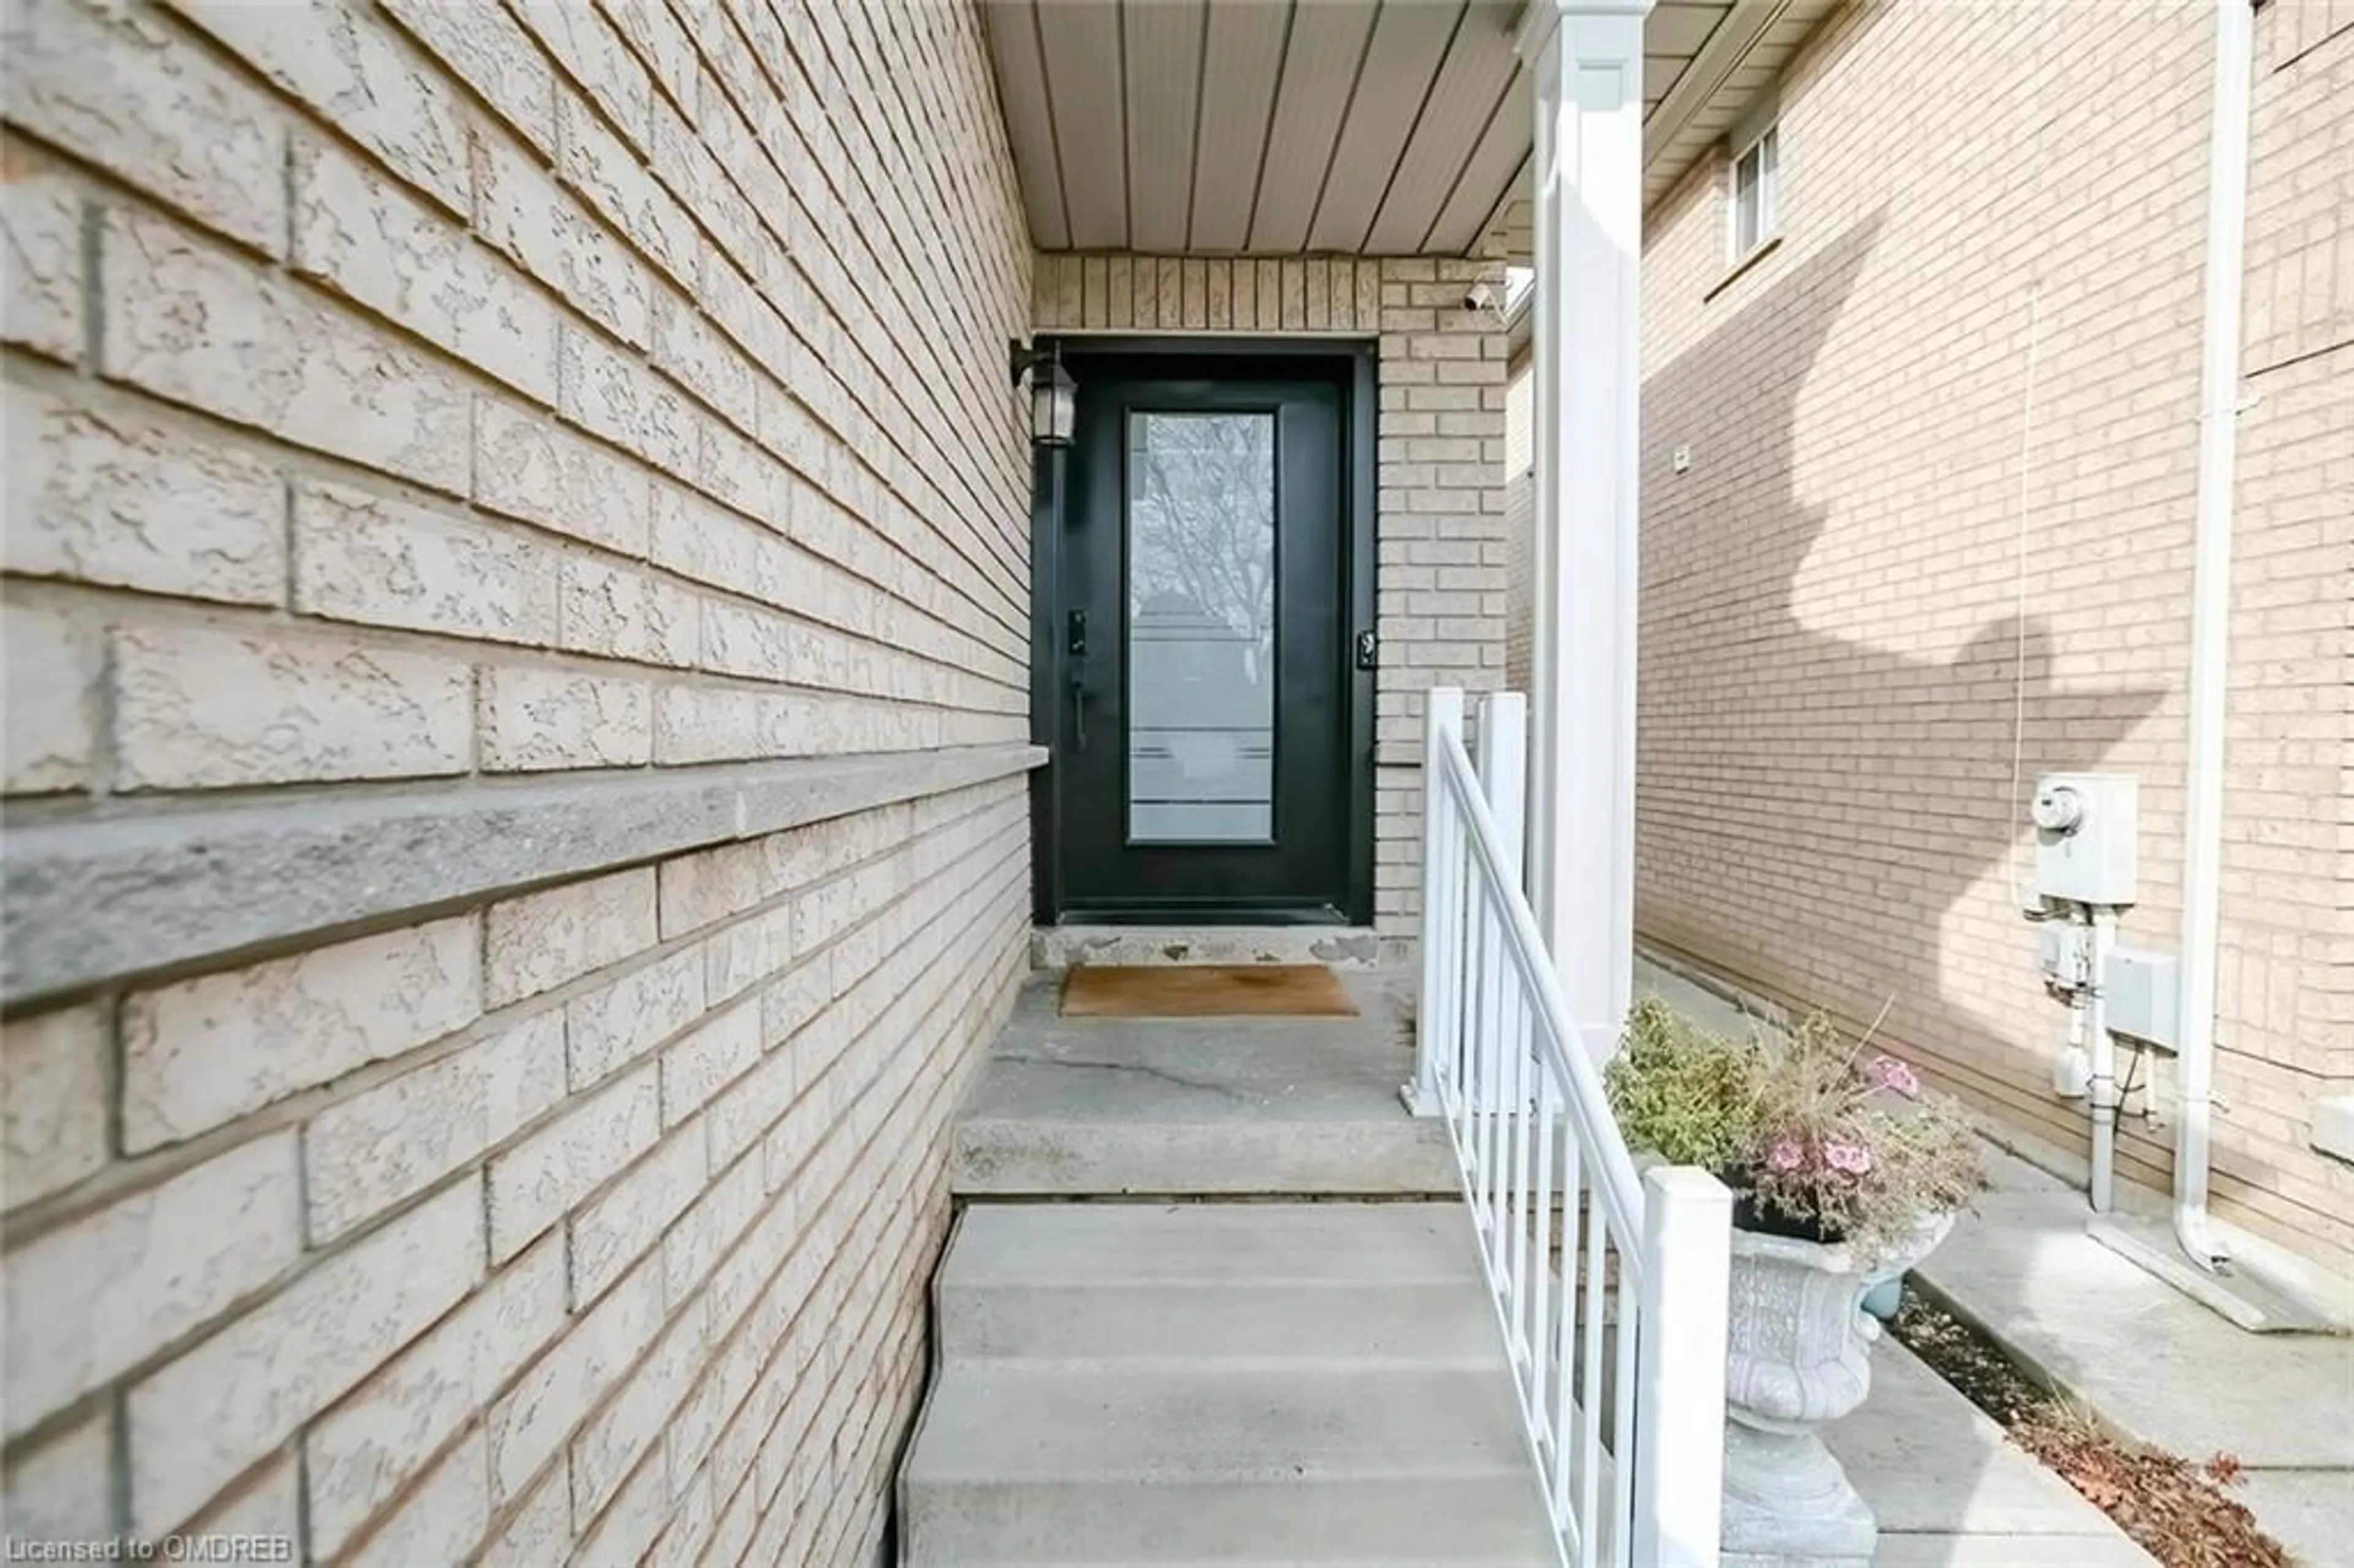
[1604,997,1763,1170]
[1610,999,1992,1562]
[1742,1013,1984,1262]
[1607,999,1984,1266]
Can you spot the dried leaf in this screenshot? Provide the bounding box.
[1892,1298,2293,1568]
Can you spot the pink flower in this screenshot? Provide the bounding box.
[1823,1140,1875,1176]
[1865,1055,1922,1099]
[1765,1138,1806,1173]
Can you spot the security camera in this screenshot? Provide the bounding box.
[1461,280,1504,313]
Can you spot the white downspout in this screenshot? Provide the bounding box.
[2085,907,2118,1214]
[2174,0,2254,1272]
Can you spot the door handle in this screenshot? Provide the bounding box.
[1066,611,1090,753]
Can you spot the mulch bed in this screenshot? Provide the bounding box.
[1892,1292,2291,1568]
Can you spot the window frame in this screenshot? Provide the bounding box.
[1727,121,1780,264]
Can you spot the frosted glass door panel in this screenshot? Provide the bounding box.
[1126,411,1276,843]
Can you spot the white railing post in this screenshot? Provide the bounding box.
[1476,694,1527,878]
[1632,1166,1734,1568]
[1474,695,1527,1128]
[1407,687,1467,1117]
[1475,694,1529,1276]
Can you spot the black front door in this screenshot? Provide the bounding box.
[1040,346,1370,924]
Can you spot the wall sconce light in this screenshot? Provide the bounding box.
[1009,339,1076,447]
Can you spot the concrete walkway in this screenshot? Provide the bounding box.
[1830,1340,2155,1566]
[1914,1149,2354,1567]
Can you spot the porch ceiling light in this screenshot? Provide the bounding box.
[1009,339,1076,447]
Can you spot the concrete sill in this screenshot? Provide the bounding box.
[2,744,1046,1007]
[1704,232,1784,302]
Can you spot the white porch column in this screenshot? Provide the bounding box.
[1518,0,1650,1057]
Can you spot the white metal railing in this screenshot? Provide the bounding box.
[1407,688,1732,1568]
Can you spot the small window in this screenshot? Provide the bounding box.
[1730,125,1779,259]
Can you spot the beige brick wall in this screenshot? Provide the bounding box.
[1633,1,2353,1274]
[1503,351,1533,695]
[1,0,1035,1559]
[1030,254,1510,934]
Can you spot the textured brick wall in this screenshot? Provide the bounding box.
[1,0,1034,1559]
[1030,254,1509,934]
[1633,0,2353,1273]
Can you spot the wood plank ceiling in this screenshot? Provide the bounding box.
[982,0,1756,257]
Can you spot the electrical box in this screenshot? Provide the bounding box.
[2032,772,2138,907]
[2038,920,2092,991]
[2103,947,2181,1051]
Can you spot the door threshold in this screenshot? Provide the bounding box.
[1032,924,1384,972]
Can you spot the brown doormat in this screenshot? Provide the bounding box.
[1059,964,1359,1019]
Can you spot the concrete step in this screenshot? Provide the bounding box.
[899,1358,1555,1566]
[951,973,1455,1197]
[939,1203,1500,1363]
[956,1115,1457,1197]
[899,1202,1556,1566]
[1032,924,1386,970]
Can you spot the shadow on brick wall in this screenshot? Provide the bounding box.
[1634,211,2165,1123]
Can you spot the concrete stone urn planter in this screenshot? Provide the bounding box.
[1720,1214,1954,1568]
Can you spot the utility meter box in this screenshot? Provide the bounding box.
[2103,947,2181,1051]
[2032,772,2138,907]
[2038,920,2093,991]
